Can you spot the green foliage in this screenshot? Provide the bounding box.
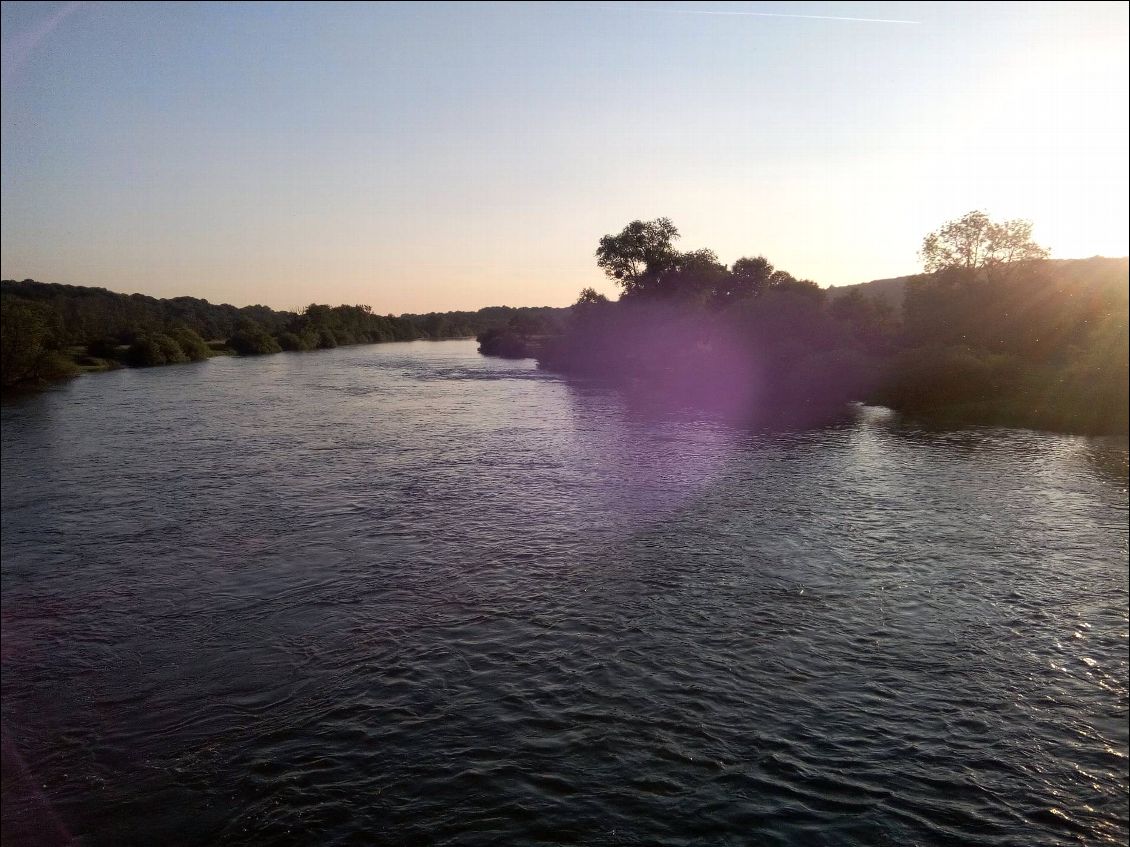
[169,327,211,361]
[155,333,188,364]
[0,279,290,344]
[0,298,76,386]
[476,327,534,358]
[829,289,896,353]
[574,288,609,307]
[476,312,556,359]
[35,351,81,382]
[655,248,730,304]
[876,346,1018,409]
[228,320,283,356]
[544,217,1127,434]
[404,306,564,340]
[881,253,1127,432]
[293,303,415,346]
[726,256,775,301]
[276,331,311,351]
[125,336,171,367]
[591,220,825,307]
[1,279,568,386]
[124,332,193,367]
[596,218,682,295]
[920,210,1049,274]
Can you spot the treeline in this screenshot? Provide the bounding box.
[532,215,1127,435]
[882,255,1127,433]
[0,279,565,387]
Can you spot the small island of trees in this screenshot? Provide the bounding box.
[517,212,1125,435]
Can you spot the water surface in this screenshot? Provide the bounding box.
[2,339,1127,845]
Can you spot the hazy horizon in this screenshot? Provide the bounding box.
[3,1,1128,312]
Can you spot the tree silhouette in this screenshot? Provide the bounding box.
[595,218,681,295]
[727,256,775,300]
[920,210,1048,274]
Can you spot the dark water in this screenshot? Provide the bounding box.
[2,339,1127,846]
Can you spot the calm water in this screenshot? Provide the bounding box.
[1,339,1127,846]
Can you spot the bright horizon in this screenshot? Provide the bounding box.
[2,1,1127,312]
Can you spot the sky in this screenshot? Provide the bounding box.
[1,1,1127,312]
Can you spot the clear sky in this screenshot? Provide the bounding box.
[2,1,1127,312]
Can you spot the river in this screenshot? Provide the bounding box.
[2,339,1127,846]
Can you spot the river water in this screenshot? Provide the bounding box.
[1,339,1127,846]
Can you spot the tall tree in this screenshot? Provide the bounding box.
[920,210,1049,274]
[595,218,681,295]
[657,248,729,303]
[727,256,775,300]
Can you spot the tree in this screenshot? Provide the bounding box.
[727,256,775,300]
[574,287,609,307]
[656,248,729,303]
[276,331,310,351]
[571,288,610,325]
[766,271,822,297]
[920,210,1049,274]
[0,299,75,385]
[228,319,282,355]
[595,218,681,295]
[152,333,188,364]
[125,336,170,367]
[169,326,211,361]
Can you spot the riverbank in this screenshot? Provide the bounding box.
[0,279,566,389]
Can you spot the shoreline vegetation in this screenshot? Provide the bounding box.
[483,213,1129,436]
[3,212,1127,436]
[0,281,565,388]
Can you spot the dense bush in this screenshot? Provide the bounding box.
[477,325,539,358]
[124,332,202,367]
[125,337,170,367]
[0,299,76,386]
[1,278,567,384]
[874,346,1018,410]
[276,331,310,351]
[227,321,283,356]
[170,327,211,361]
[154,333,188,364]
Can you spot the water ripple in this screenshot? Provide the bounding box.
[2,340,1127,846]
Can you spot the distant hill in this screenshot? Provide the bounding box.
[826,275,912,312]
[827,257,1129,315]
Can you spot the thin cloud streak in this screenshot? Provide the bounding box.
[598,6,920,24]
